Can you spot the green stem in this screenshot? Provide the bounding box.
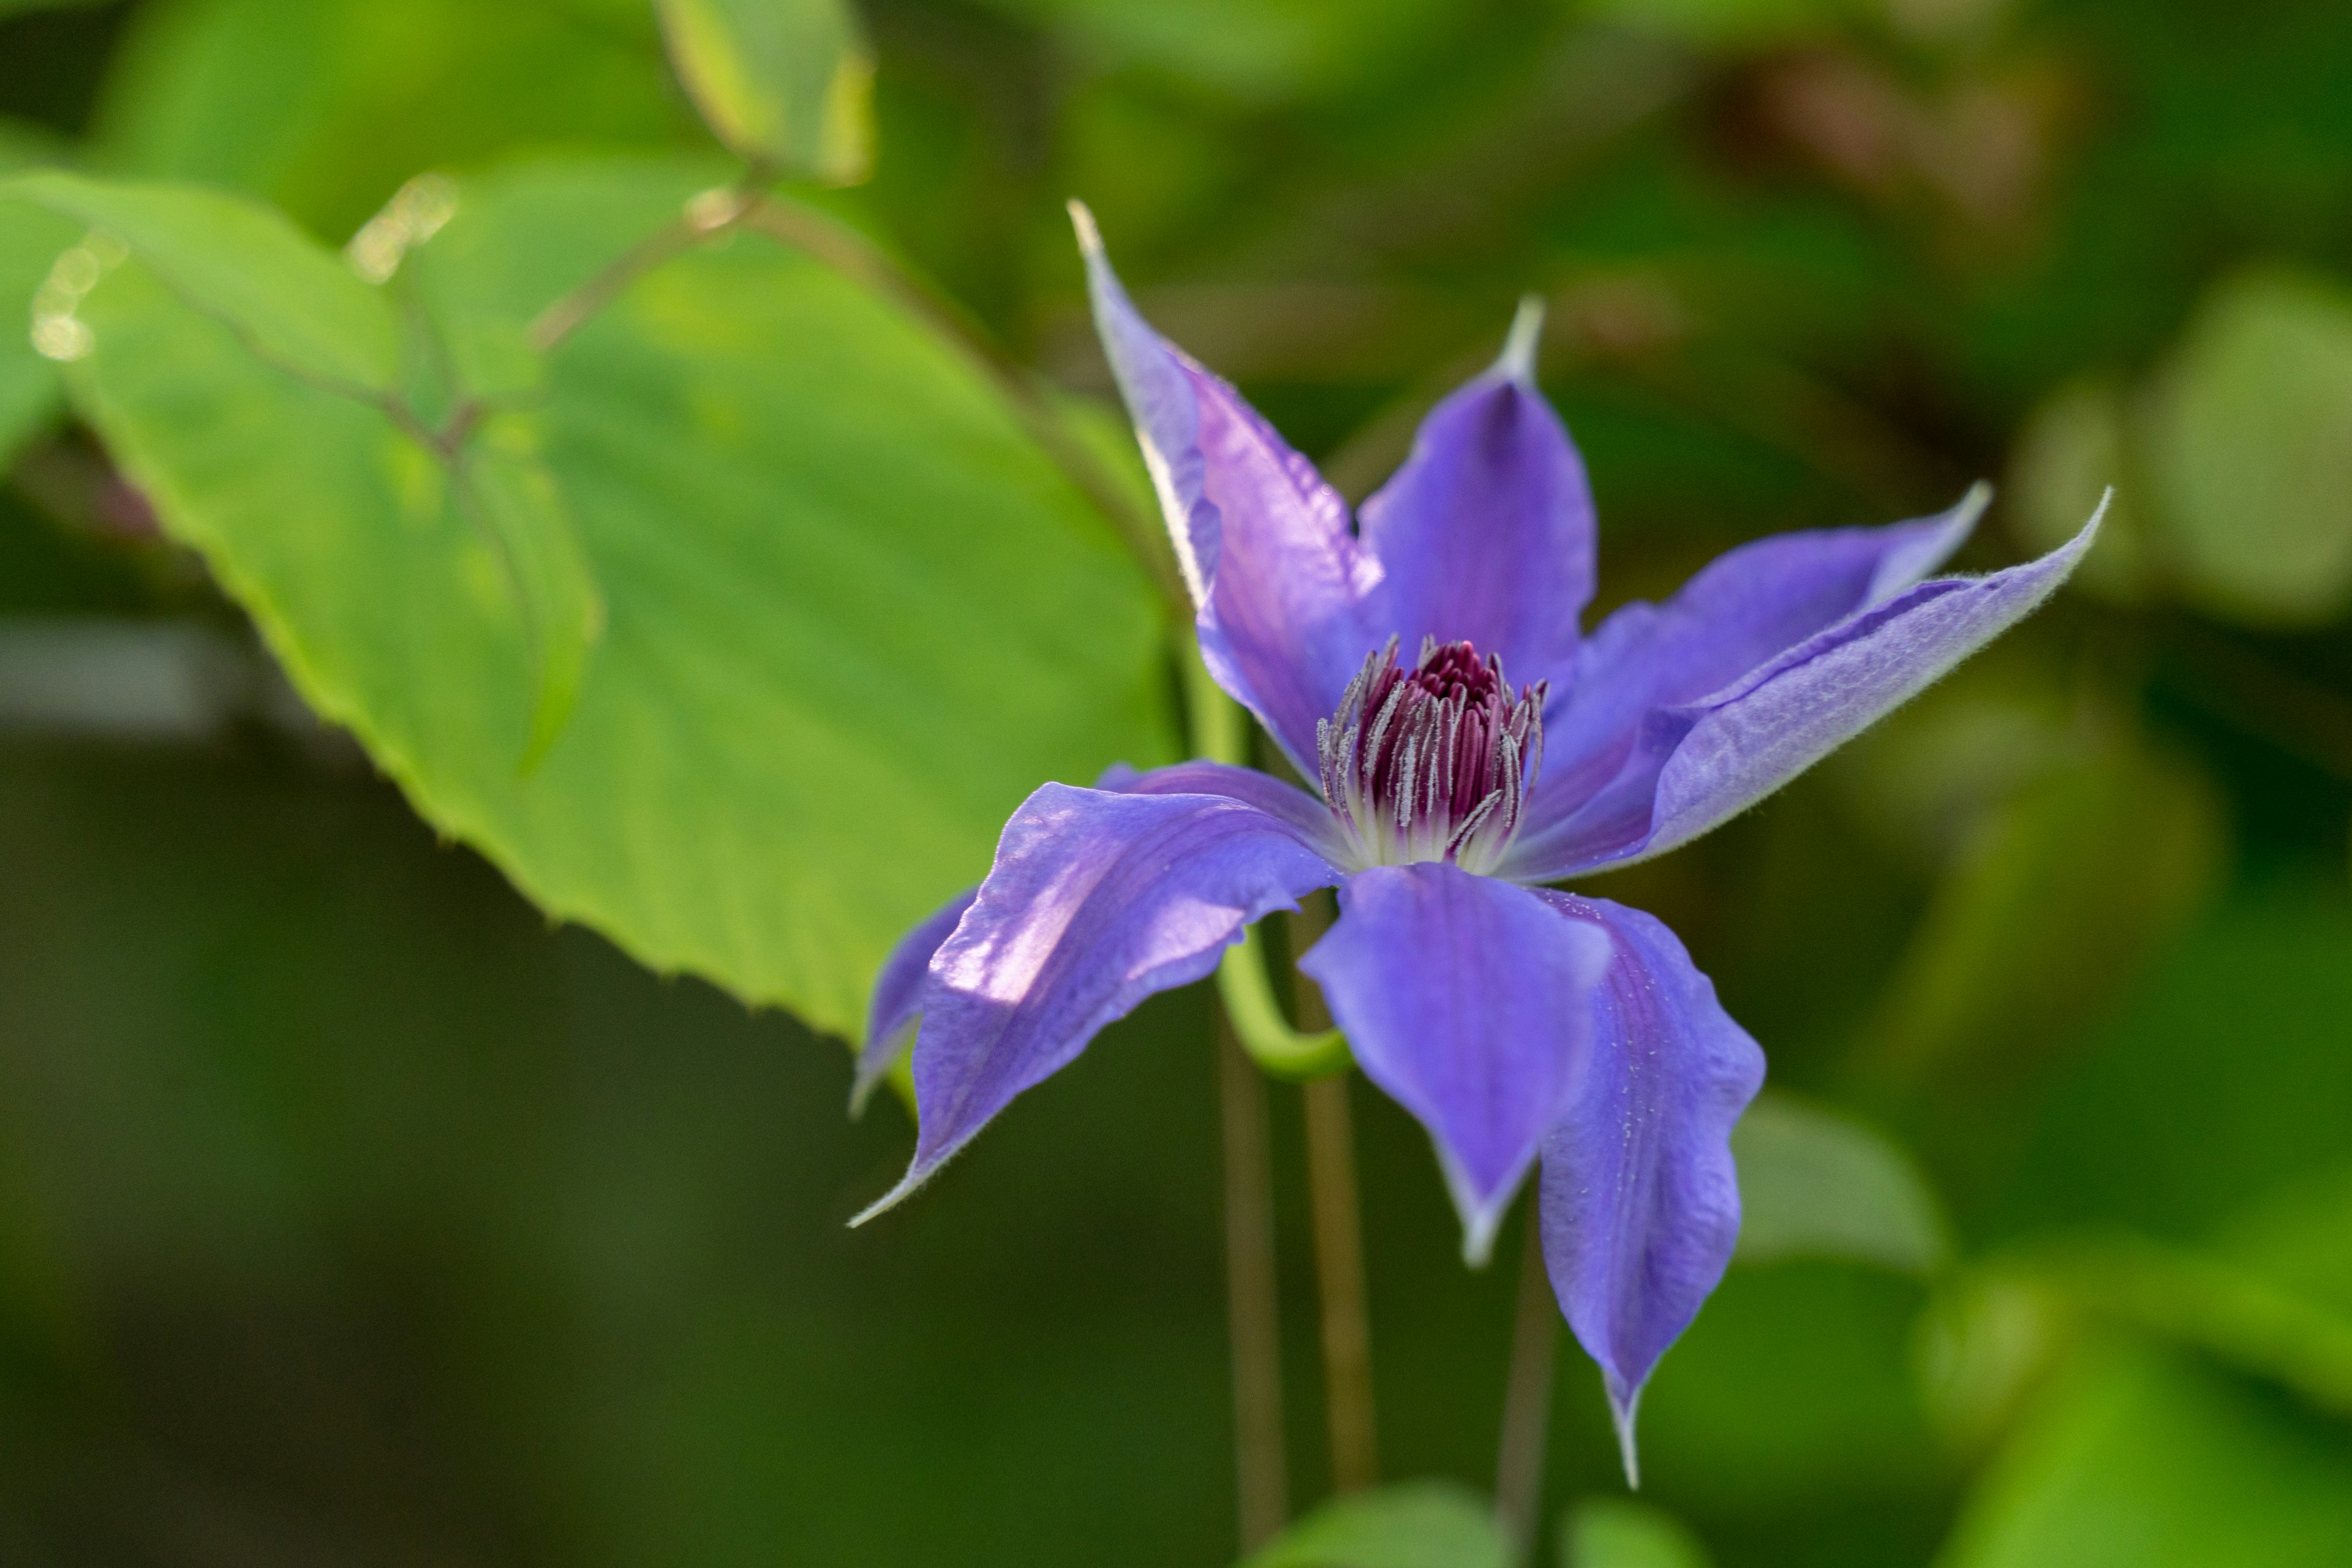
[1183,642,1353,1080]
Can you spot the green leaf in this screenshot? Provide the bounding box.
[1861,734,2226,1087]
[456,417,604,767]
[1559,1498,1713,1568]
[1939,1343,2352,1568]
[58,156,1174,1041]
[657,0,875,183]
[1,170,400,393]
[2144,266,2352,626]
[1241,1482,1513,1568]
[0,127,75,464]
[96,0,680,240]
[1732,1093,1950,1275]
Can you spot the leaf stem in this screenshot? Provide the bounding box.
[1218,1009,1291,1551]
[526,177,761,356]
[1494,1200,1558,1562]
[738,197,1189,620]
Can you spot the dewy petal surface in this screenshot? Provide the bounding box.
[1359,306,1596,687]
[1299,862,1613,1267]
[1530,892,1764,1485]
[1510,495,2097,876]
[857,783,1341,1219]
[1073,205,1382,769]
[853,887,977,1114]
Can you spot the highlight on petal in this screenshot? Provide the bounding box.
[1357,298,1596,688]
[1508,488,2094,877]
[1530,892,1765,1486]
[853,783,1341,1223]
[1298,862,1613,1267]
[852,887,976,1116]
[1071,202,1382,769]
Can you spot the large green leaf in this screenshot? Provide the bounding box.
[96,0,684,239]
[2144,266,2352,626]
[0,126,75,464]
[656,0,874,183]
[1938,1343,2352,1568]
[1732,1093,1950,1275]
[59,158,1173,1040]
[2,169,401,392]
[1240,1482,1513,1568]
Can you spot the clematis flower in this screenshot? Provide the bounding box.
[853,203,2099,1477]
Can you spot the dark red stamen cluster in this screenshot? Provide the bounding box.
[1317,636,1547,872]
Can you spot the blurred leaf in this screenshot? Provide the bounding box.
[1,170,400,391]
[58,156,1173,1041]
[2006,376,2150,603]
[657,0,874,184]
[967,0,1463,102]
[1589,0,1851,48]
[2144,266,2352,626]
[1916,1267,2071,1458]
[458,417,604,767]
[2218,1168,2352,1322]
[96,0,682,239]
[1559,1498,1713,1568]
[1635,1261,1939,1503]
[1241,1481,1511,1568]
[0,124,74,464]
[1733,1093,1950,1275]
[1938,1343,2352,1568]
[1996,884,2352,1242]
[1863,734,2226,1084]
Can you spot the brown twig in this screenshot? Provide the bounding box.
[1493,1200,1559,1562]
[1218,1009,1291,1550]
[1287,898,1379,1493]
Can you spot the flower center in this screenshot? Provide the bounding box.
[1315,636,1547,875]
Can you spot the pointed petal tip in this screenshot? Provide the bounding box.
[1066,198,1103,258]
[847,1161,930,1228]
[1610,1385,1645,1490]
[1432,1136,1526,1272]
[1498,294,1547,384]
[2073,485,2113,552]
[1460,1204,1506,1270]
[1954,478,1994,530]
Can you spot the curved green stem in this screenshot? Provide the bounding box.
[1182,639,1352,1080]
[1218,928,1350,1080]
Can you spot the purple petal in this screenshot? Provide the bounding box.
[1298,862,1613,1266]
[1530,892,1765,1486]
[1509,492,2098,876]
[853,888,978,1115]
[1110,758,1346,856]
[1072,204,1383,769]
[855,783,1341,1220]
[1359,301,1595,688]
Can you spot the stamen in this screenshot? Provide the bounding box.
[1314,636,1548,875]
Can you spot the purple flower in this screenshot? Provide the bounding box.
[854,205,2099,1478]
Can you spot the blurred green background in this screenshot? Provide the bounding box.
[2,0,2351,1563]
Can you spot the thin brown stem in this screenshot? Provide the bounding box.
[1494,1200,1559,1562]
[1288,898,1378,1493]
[1218,1009,1290,1551]
[1302,1077,1378,1492]
[527,181,760,356]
